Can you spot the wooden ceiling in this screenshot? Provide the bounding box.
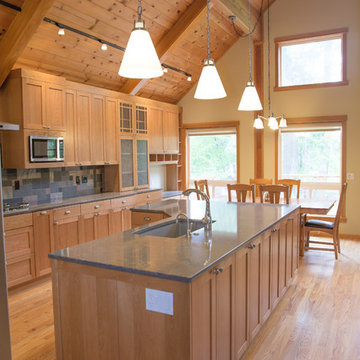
[0,0,275,104]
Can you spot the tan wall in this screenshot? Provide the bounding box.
[178,38,255,184]
[266,0,360,234]
[179,0,360,235]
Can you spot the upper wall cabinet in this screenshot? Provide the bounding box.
[118,100,148,135]
[148,106,179,154]
[0,69,66,131]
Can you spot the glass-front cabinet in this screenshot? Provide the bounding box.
[136,139,149,187]
[119,102,133,134]
[120,138,135,190]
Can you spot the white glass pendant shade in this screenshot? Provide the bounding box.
[279,115,287,128]
[194,59,227,100]
[253,116,264,129]
[268,115,279,130]
[238,81,263,111]
[119,20,163,79]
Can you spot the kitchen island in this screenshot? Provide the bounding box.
[49,199,300,360]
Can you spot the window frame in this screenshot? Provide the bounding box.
[275,115,347,219]
[274,28,348,91]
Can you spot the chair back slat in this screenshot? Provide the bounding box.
[259,184,290,204]
[250,178,273,197]
[227,184,256,203]
[194,179,210,200]
[276,179,301,199]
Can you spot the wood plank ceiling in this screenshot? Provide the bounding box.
[0,0,275,104]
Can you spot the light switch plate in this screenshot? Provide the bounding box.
[145,288,174,316]
[347,173,355,180]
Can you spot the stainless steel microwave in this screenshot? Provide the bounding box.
[29,136,64,163]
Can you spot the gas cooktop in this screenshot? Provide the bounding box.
[3,202,30,214]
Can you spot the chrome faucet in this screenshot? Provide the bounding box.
[182,188,212,231]
[175,212,191,238]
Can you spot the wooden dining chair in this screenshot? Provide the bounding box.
[227,184,256,203]
[250,178,273,197]
[259,184,290,204]
[194,179,210,200]
[276,179,301,199]
[304,183,347,259]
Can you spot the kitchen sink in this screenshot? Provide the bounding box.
[134,219,208,238]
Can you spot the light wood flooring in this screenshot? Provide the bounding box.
[8,238,360,360]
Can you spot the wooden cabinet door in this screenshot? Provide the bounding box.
[53,217,80,251]
[91,94,105,164]
[110,208,123,235]
[292,213,299,275]
[163,110,179,153]
[285,216,294,286]
[119,101,133,134]
[278,221,287,297]
[270,227,280,309]
[33,210,54,277]
[248,237,262,341]
[135,138,149,188]
[45,83,65,131]
[234,246,250,359]
[64,89,77,166]
[260,231,272,324]
[122,208,132,231]
[22,78,44,130]
[76,91,92,165]
[94,211,111,239]
[5,226,35,288]
[104,97,118,164]
[135,104,148,135]
[80,213,96,243]
[148,107,164,153]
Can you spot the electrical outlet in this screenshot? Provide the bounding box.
[76,176,80,185]
[346,173,355,181]
[82,176,87,184]
[14,180,20,190]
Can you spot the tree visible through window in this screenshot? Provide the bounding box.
[280,128,342,200]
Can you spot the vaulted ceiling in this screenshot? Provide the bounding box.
[0,0,275,104]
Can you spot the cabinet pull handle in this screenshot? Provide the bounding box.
[287,218,293,221]
[212,267,224,275]
[94,205,100,209]
[271,228,278,233]
[94,213,100,217]
[65,210,71,214]
[122,200,127,204]
[105,161,110,165]
[147,195,151,198]
[54,221,59,225]
[144,217,151,221]
[40,211,47,215]
[248,244,256,249]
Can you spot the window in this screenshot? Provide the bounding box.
[187,127,237,199]
[278,124,342,203]
[275,28,348,90]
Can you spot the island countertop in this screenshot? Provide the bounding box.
[49,199,300,282]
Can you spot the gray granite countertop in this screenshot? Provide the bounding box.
[49,199,300,282]
[161,191,183,199]
[4,188,162,217]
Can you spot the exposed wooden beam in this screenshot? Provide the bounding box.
[219,0,262,41]
[121,0,207,95]
[0,0,55,87]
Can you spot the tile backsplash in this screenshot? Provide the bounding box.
[2,166,104,205]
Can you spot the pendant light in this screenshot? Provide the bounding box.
[238,0,262,111]
[119,0,163,79]
[253,0,287,129]
[194,0,226,100]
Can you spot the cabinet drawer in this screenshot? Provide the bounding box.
[81,200,111,214]
[131,211,165,227]
[111,196,136,209]
[6,254,36,288]
[4,213,33,231]
[136,190,162,205]
[54,205,81,220]
[5,226,34,260]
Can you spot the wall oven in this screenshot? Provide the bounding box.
[29,136,64,163]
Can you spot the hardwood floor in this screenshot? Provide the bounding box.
[8,238,360,360]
